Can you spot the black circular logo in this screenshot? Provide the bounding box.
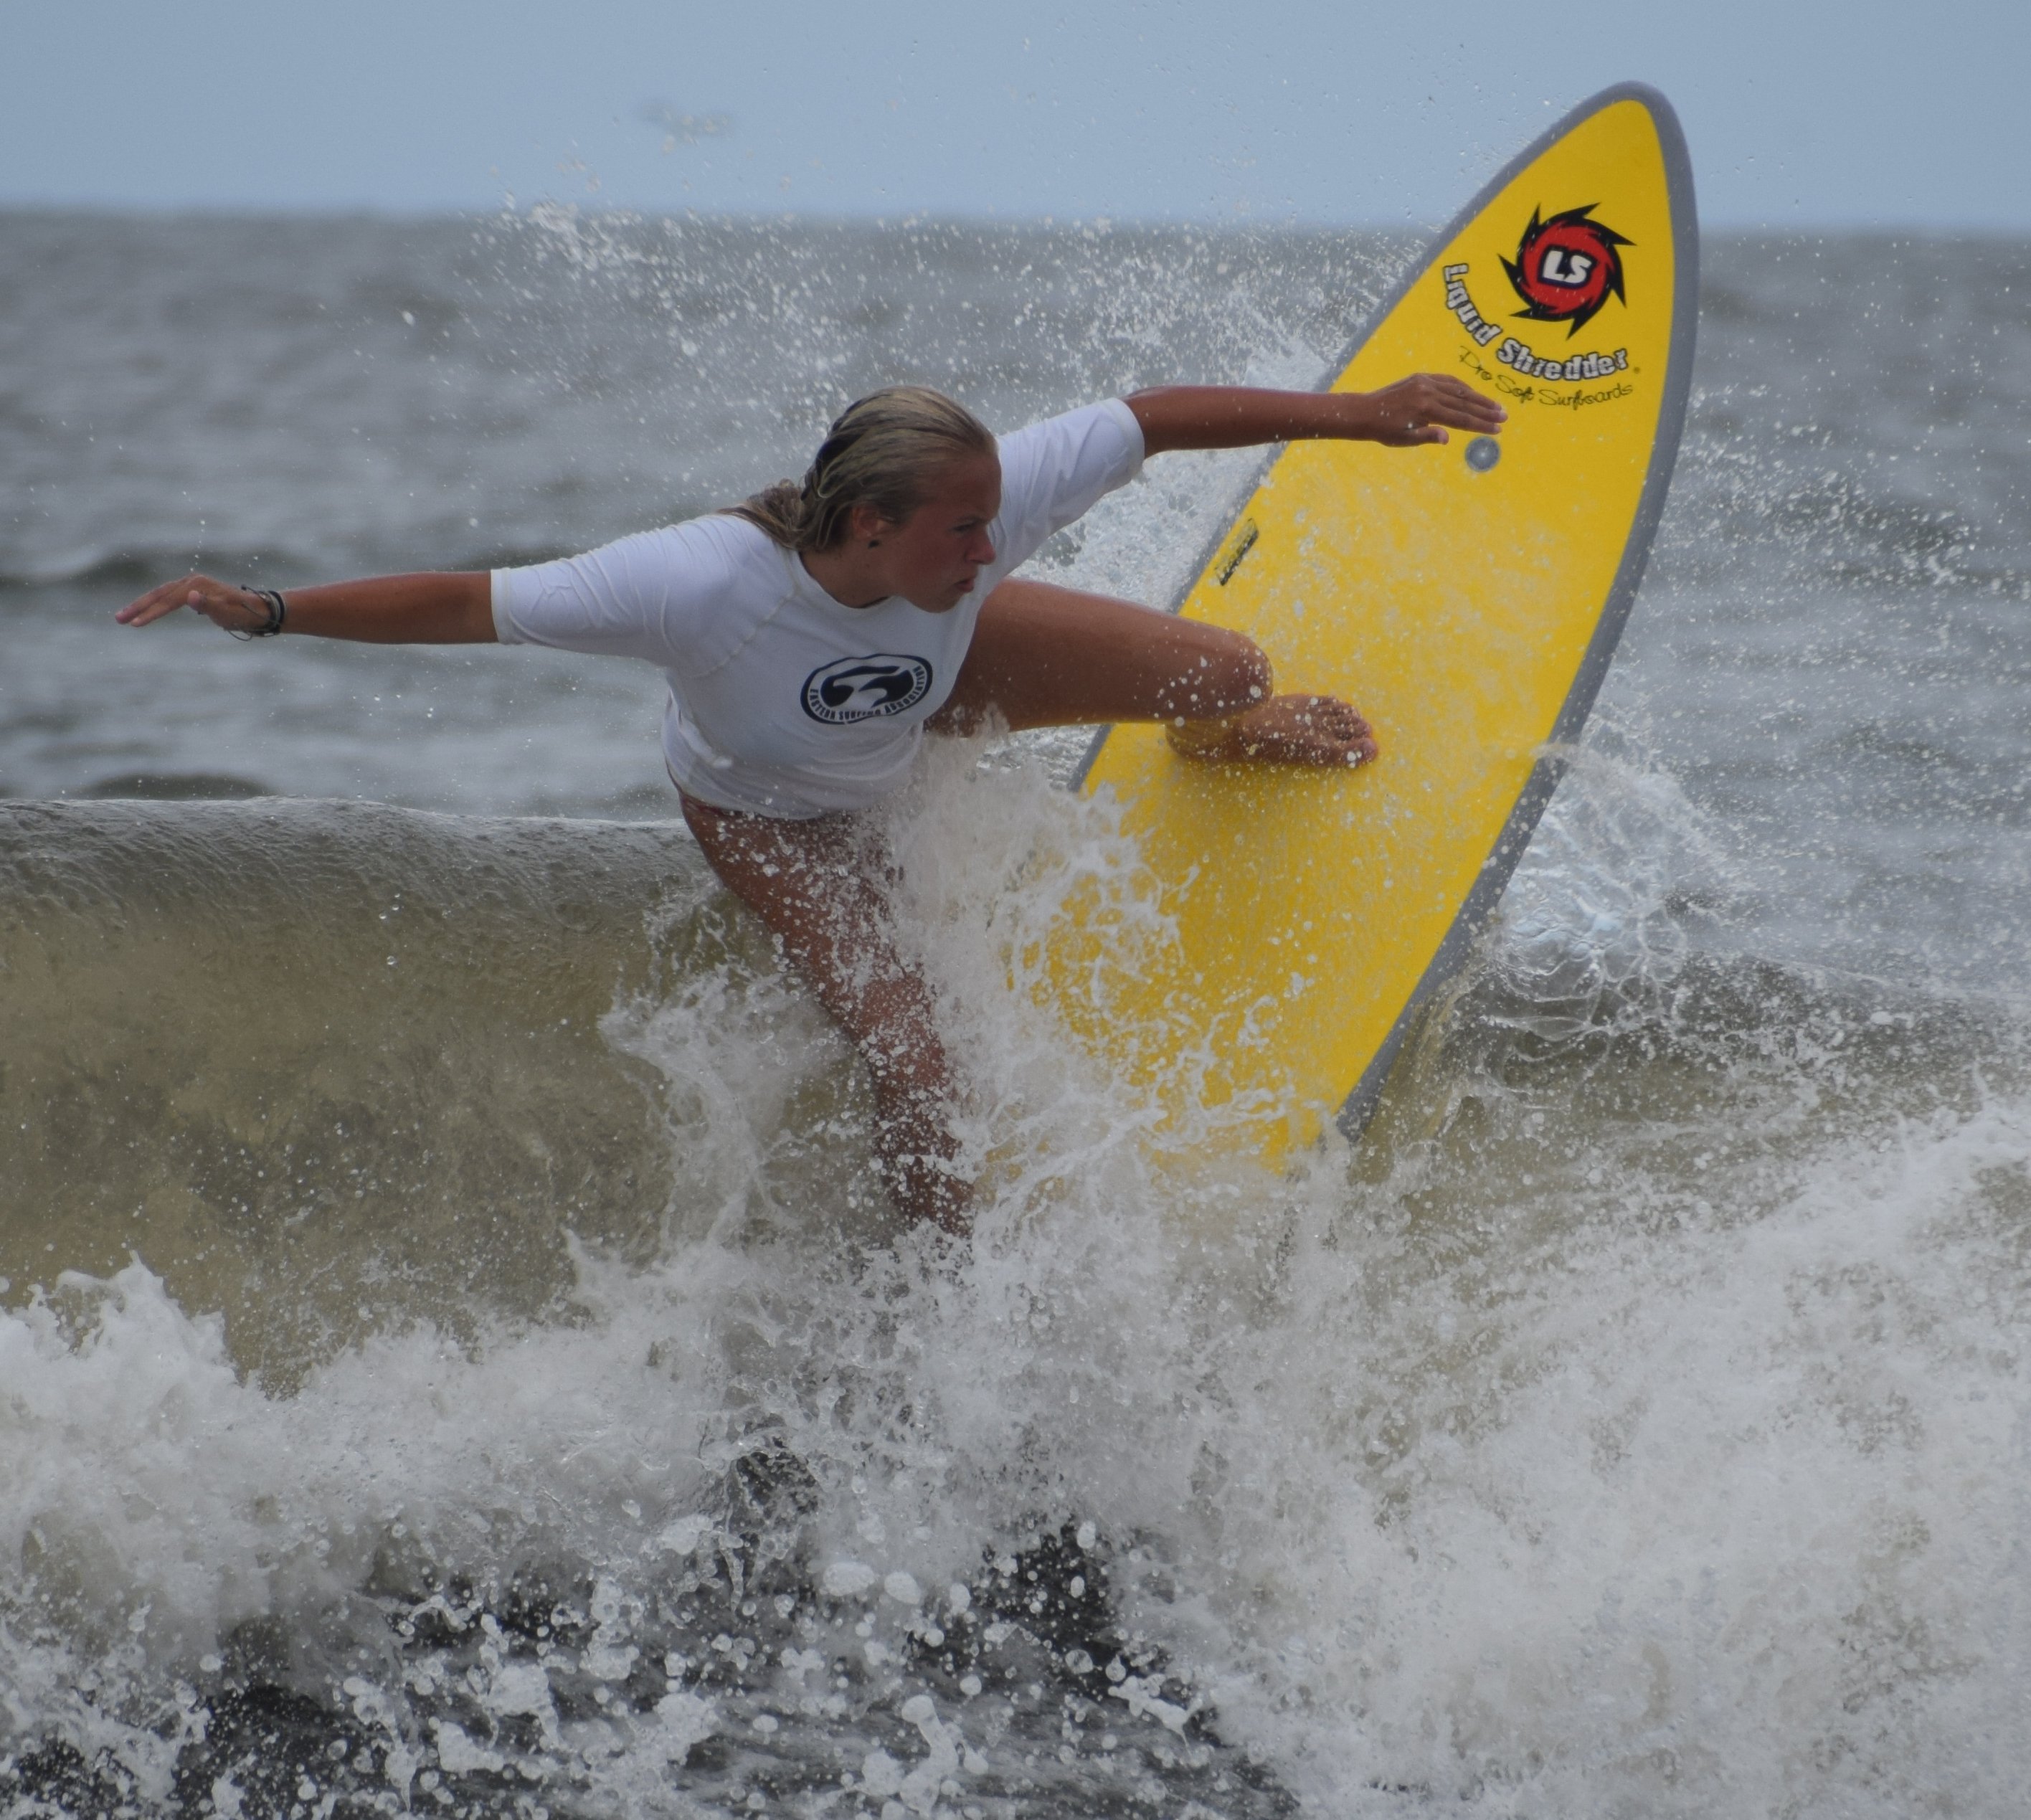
[800,653,934,725]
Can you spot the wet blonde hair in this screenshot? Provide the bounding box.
[726,385,995,552]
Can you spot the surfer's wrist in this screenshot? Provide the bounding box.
[224,586,287,640]
[1338,390,1418,442]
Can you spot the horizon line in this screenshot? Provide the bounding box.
[3,199,2027,239]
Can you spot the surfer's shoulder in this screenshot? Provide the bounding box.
[618,511,785,600]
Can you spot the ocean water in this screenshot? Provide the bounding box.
[1,209,2028,1818]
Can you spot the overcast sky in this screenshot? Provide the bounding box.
[5,0,2024,229]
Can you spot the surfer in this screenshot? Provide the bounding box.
[120,375,1502,1230]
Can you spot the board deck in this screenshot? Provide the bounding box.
[1049,83,1698,1159]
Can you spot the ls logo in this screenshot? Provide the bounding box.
[1502,203,1632,336]
[1538,247,1595,288]
[801,653,934,724]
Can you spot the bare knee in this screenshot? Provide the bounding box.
[1158,630,1272,723]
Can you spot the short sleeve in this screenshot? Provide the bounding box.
[491,515,772,675]
[988,399,1145,574]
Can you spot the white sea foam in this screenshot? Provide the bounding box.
[9,736,2025,1816]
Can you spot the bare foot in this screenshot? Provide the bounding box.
[1169,693,1378,767]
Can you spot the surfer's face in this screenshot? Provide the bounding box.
[875,451,1001,612]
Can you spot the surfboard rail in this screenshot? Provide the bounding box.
[1331,83,1700,1136]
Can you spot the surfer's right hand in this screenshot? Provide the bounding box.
[118,573,272,633]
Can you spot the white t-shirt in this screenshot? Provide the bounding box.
[492,398,1144,817]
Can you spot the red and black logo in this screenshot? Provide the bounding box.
[1501,204,1631,337]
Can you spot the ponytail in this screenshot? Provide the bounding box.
[726,386,995,552]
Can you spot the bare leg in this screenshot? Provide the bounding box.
[681,794,968,1233]
[931,577,1378,765]
[683,580,1371,1233]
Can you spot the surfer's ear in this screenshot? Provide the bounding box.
[839,500,894,549]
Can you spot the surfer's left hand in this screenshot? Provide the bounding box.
[1351,374,1505,447]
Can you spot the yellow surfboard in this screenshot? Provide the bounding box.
[1049,84,1698,1159]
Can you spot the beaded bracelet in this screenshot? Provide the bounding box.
[227,587,288,640]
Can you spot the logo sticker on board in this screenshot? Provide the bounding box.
[1501,204,1632,337]
[801,654,934,724]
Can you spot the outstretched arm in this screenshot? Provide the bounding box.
[116,572,495,643]
[1126,376,1504,456]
